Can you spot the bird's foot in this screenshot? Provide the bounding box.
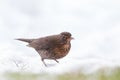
[54,59,59,63]
[42,59,47,67]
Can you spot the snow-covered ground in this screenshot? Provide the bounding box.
[0,0,120,74]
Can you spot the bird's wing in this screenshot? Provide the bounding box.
[30,35,61,50]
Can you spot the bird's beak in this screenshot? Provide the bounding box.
[70,37,74,40]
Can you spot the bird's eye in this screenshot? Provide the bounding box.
[63,36,67,40]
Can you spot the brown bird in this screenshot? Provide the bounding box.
[16,32,74,66]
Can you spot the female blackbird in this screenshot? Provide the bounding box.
[16,32,73,66]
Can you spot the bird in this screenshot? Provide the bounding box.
[16,32,74,66]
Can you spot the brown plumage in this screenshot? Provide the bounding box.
[16,32,73,66]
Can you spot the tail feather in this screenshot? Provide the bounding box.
[16,38,33,43]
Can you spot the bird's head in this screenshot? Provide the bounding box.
[60,32,74,42]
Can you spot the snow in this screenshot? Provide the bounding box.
[0,0,120,74]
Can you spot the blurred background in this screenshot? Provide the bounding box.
[0,0,120,79]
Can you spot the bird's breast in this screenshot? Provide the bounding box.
[51,44,71,59]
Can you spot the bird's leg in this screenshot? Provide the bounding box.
[54,59,59,63]
[41,59,47,67]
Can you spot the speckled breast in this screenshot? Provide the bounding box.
[50,43,71,59]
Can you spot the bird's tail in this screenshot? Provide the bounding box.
[16,38,33,43]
